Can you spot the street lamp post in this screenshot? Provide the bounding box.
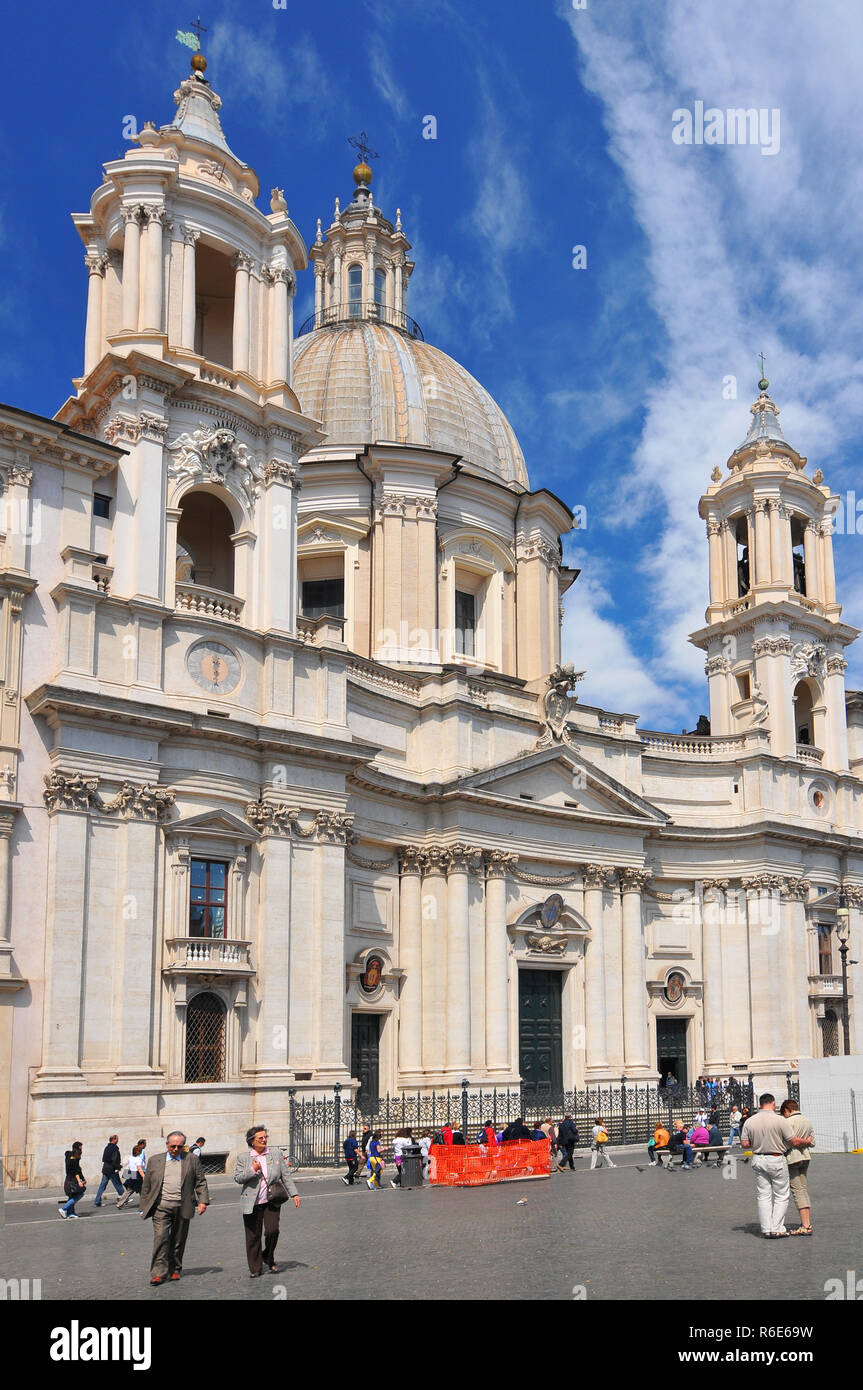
[835,891,857,1056]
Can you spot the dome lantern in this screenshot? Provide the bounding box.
[305,135,416,337]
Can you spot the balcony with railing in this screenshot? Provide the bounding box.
[163,937,254,977]
[796,743,824,764]
[808,973,845,997]
[297,301,424,340]
[175,583,245,624]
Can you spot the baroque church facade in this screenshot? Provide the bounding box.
[1,52,861,1180]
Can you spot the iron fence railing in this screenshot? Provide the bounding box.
[285,1075,800,1167]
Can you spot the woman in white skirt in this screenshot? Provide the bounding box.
[590,1117,616,1169]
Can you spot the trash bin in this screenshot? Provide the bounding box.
[400,1144,424,1188]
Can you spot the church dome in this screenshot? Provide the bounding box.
[293,319,529,489]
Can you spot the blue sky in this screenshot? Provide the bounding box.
[2,0,862,730]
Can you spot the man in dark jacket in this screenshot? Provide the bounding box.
[708,1121,724,1165]
[140,1132,209,1284]
[556,1115,579,1170]
[94,1134,124,1207]
[502,1117,532,1142]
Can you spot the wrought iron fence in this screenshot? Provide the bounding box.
[286,1074,800,1167]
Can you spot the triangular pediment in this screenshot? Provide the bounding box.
[456,746,667,825]
[166,809,258,841]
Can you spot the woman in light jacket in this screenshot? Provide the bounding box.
[234,1126,301,1278]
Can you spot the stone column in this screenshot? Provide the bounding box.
[803,520,821,602]
[769,499,791,586]
[701,880,726,1070]
[820,521,837,606]
[781,879,812,1065]
[117,815,160,1074]
[705,654,732,736]
[258,460,298,635]
[333,250,343,308]
[83,251,107,374]
[420,848,447,1073]
[0,811,15,962]
[824,654,850,771]
[39,777,100,1075]
[314,265,324,326]
[485,851,516,1075]
[398,847,423,1076]
[394,255,404,324]
[744,875,784,1067]
[120,206,141,330]
[267,265,290,383]
[604,871,625,1069]
[583,864,609,1076]
[754,499,771,585]
[721,520,737,600]
[707,520,724,605]
[232,252,252,375]
[254,829,293,1073]
[621,868,651,1071]
[364,234,375,310]
[316,827,350,1075]
[445,845,478,1074]
[140,205,165,332]
[180,227,199,350]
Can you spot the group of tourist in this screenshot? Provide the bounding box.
[58,1134,207,1218]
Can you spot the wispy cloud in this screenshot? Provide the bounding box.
[556,0,863,712]
[208,21,333,118]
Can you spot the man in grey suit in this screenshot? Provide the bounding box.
[235,1125,300,1277]
[140,1131,210,1284]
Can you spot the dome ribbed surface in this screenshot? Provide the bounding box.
[293,320,529,488]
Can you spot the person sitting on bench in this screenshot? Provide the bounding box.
[669,1120,693,1169]
[648,1123,670,1167]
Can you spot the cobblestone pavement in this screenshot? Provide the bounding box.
[1,1152,859,1302]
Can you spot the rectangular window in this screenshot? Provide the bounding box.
[817,924,833,976]
[93,493,111,518]
[301,577,344,620]
[455,589,476,657]
[189,859,228,938]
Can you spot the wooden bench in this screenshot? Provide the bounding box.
[661,1144,731,1168]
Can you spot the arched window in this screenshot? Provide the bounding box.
[177,492,236,594]
[348,264,363,318]
[822,1009,839,1057]
[374,267,386,312]
[185,993,226,1083]
[793,680,815,746]
[790,515,807,594]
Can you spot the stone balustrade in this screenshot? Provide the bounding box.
[175,583,244,623]
[163,936,253,975]
[640,731,747,757]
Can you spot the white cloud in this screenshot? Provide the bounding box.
[556,0,863,714]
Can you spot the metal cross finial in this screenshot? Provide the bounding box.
[348,131,380,164]
[758,351,767,380]
[190,16,207,48]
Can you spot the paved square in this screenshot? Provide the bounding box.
[2,1151,859,1301]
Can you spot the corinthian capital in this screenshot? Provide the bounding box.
[399,845,424,876]
[485,849,518,880]
[621,866,652,892]
[142,204,166,225]
[443,843,484,876]
[583,863,615,888]
[43,770,103,814]
[84,251,109,277]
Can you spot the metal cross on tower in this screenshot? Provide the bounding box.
[190,16,207,49]
[348,131,379,164]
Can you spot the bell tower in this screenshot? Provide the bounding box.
[690,377,859,771]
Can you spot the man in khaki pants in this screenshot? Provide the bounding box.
[740,1094,812,1239]
[781,1098,815,1236]
[140,1132,210,1284]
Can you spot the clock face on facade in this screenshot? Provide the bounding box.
[187,641,242,695]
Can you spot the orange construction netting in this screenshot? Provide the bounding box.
[429,1138,551,1187]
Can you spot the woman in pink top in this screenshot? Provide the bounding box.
[690,1123,711,1163]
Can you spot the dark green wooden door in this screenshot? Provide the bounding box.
[656,1018,688,1088]
[351,1014,381,1108]
[519,969,563,1097]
